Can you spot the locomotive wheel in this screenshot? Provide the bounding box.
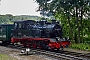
[0,41,10,46]
[22,44,27,47]
[61,46,64,51]
[41,41,49,50]
[45,45,51,50]
[57,49,60,51]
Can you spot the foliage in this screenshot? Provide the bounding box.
[70,43,90,51]
[0,14,41,24]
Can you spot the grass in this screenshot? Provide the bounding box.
[70,43,90,51]
[0,54,17,60]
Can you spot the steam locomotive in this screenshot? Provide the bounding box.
[0,20,70,50]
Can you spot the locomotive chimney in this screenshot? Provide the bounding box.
[51,19,56,24]
[40,20,47,25]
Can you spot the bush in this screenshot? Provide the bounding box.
[70,43,90,51]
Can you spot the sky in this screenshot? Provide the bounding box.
[0,0,40,16]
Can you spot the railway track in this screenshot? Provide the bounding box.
[30,49,84,60]
[57,50,90,60]
[1,44,90,60]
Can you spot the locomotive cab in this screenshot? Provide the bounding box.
[11,20,36,38]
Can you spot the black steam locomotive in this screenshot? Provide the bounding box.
[11,20,70,50]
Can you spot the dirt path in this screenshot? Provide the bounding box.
[0,45,90,60]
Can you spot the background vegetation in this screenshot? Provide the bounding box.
[0,14,41,24]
